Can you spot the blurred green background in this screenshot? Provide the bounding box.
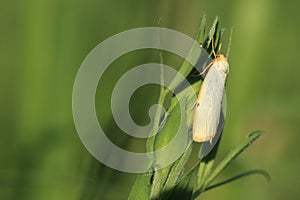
[1,0,299,199]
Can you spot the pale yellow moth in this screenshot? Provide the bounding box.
[192,49,229,144]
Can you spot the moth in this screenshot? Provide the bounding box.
[192,45,229,144]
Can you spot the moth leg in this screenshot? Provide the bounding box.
[190,62,213,78]
[200,63,213,76]
[191,101,199,110]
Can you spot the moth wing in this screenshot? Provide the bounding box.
[192,79,213,142]
[199,92,226,159]
[193,64,226,141]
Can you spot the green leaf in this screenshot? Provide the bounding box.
[150,97,189,199]
[226,27,234,58]
[196,134,222,193]
[162,162,199,200]
[152,80,201,198]
[202,130,264,190]
[146,35,168,155]
[204,169,270,192]
[128,173,153,200]
[195,14,206,45]
[163,144,193,192]
[205,16,219,50]
[167,14,207,93]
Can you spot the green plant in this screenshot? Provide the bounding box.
[128,15,269,200]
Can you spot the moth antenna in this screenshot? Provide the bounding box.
[211,37,217,58]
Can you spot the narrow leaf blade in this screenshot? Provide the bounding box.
[164,162,199,200]
[128,173,152,200]
[204,169,270,192]
[203,130,264,189]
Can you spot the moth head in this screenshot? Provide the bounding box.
[214,54,229,74]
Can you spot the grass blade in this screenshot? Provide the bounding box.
[167,14,208,93]
[204,169,270,192]
[196,132,222,194]
[163,144,193,192]
[150,99,188,199]
[202,130,264,190]
[162,162,199,200]
[128,173,152,200]
[205,16,219,49]
[226,27,234,58]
